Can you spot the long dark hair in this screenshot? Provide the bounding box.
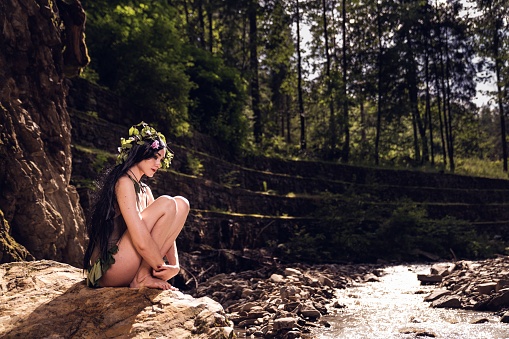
[83,135,167,270]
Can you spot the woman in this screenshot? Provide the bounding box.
[83,122,189,290]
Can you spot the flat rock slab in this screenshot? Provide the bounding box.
[0,260,232,338]
[417,274,443,284]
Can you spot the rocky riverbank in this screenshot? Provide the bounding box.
[191,262,384,338]
[418,255,509,323]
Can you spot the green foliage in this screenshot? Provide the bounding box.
[186,47,249,154]
[183,154,204,177]
[80,0,508,173]
[92,152,110,174]
[280,192,505,264]
[219,171,240,188]
[83,1,191,136]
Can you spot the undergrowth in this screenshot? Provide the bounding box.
[278,192,507,264]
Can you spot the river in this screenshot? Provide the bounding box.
[312,264,509,339]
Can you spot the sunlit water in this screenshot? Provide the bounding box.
[313,265,509,339]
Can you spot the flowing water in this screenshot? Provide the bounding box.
[313,264,509,339]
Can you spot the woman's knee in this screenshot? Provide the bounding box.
[174,196,190,213]
[157,195,178,215]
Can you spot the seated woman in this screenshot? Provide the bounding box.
[84,122,189,290]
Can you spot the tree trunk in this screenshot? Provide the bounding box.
[374,3,383,165]
[406,36,428,164]
[322,0,336,158]
[207,0,214,53]
[296,0,306,150]
[249,0,262,143]
[493,18,508,172]
[197,0,206,49]
[286,94,291,143]
[425,45,434,165]
[444,25,454,172]
[341,0,349,162]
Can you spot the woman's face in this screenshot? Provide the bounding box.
[138,148,166,177]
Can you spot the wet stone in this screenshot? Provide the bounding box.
[431,296,462,308]
[471,318,490,324]
[500,312,509,323]
[431,263,455,277]
[191,262,382,338]
[270,274,285,283]
[273,317,298,330]
[299,302,321,320]
[496,279,509,293]
[423,256,509,320]
[285,268,303,277]
[400,327,437,337]
[477,282,497,295]
[418,274,443,284]
[424,289,451,302]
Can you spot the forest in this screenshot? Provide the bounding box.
[79,0,509,177]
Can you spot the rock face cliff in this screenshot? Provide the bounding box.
[0,0,89,266]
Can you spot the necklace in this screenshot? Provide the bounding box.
[127,169,145,194]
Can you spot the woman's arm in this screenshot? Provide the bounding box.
[116,176,165,269]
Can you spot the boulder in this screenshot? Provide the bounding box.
[0,260,233,338]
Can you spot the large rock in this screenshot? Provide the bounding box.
[0,260,233,338]
[0,0,87,266]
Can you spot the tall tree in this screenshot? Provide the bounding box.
[261,0,295,142]
[475,0,509,172]
[322,0,336,158]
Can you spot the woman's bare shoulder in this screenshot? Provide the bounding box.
[116,175,134,192]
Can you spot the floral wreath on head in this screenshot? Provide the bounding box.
[116,121,174,169]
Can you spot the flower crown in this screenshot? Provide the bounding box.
[116,122,174,169]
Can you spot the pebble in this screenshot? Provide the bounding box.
[192,262,382,338]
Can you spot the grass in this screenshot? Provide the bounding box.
[369,156,509,180]
[455,158,509,180]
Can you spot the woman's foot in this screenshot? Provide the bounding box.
[130,273,177,290]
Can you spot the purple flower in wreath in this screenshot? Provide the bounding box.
[151,140,160,149]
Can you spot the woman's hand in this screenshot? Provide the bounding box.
[153,264,180,284]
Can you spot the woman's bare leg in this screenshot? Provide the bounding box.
[161,197,189,262]
[153,196,189,281]
[99,195,188,290]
